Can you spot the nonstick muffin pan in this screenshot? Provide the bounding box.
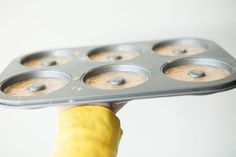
[0,38,236,109]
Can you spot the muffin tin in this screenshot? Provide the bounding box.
[0,38,236,109]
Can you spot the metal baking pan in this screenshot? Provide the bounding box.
[0,38,235,109]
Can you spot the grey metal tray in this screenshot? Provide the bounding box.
[0,38,236,109]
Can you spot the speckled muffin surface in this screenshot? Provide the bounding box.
[4,77,68,96]
[164,64,231,82]
[85,71,149,90]
[22,56,72,68]
[154,44,206,56]
[88,50,139,62]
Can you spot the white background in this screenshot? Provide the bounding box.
[0,0,235,157]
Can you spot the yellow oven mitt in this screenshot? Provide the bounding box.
[52,106,122,157]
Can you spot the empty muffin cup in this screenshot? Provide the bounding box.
[88,45,140,62]
[21,50,74,68]
[153,39,207,56]
[1,71,70,96]
[83,65,150,90]
[162,58,231,82]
